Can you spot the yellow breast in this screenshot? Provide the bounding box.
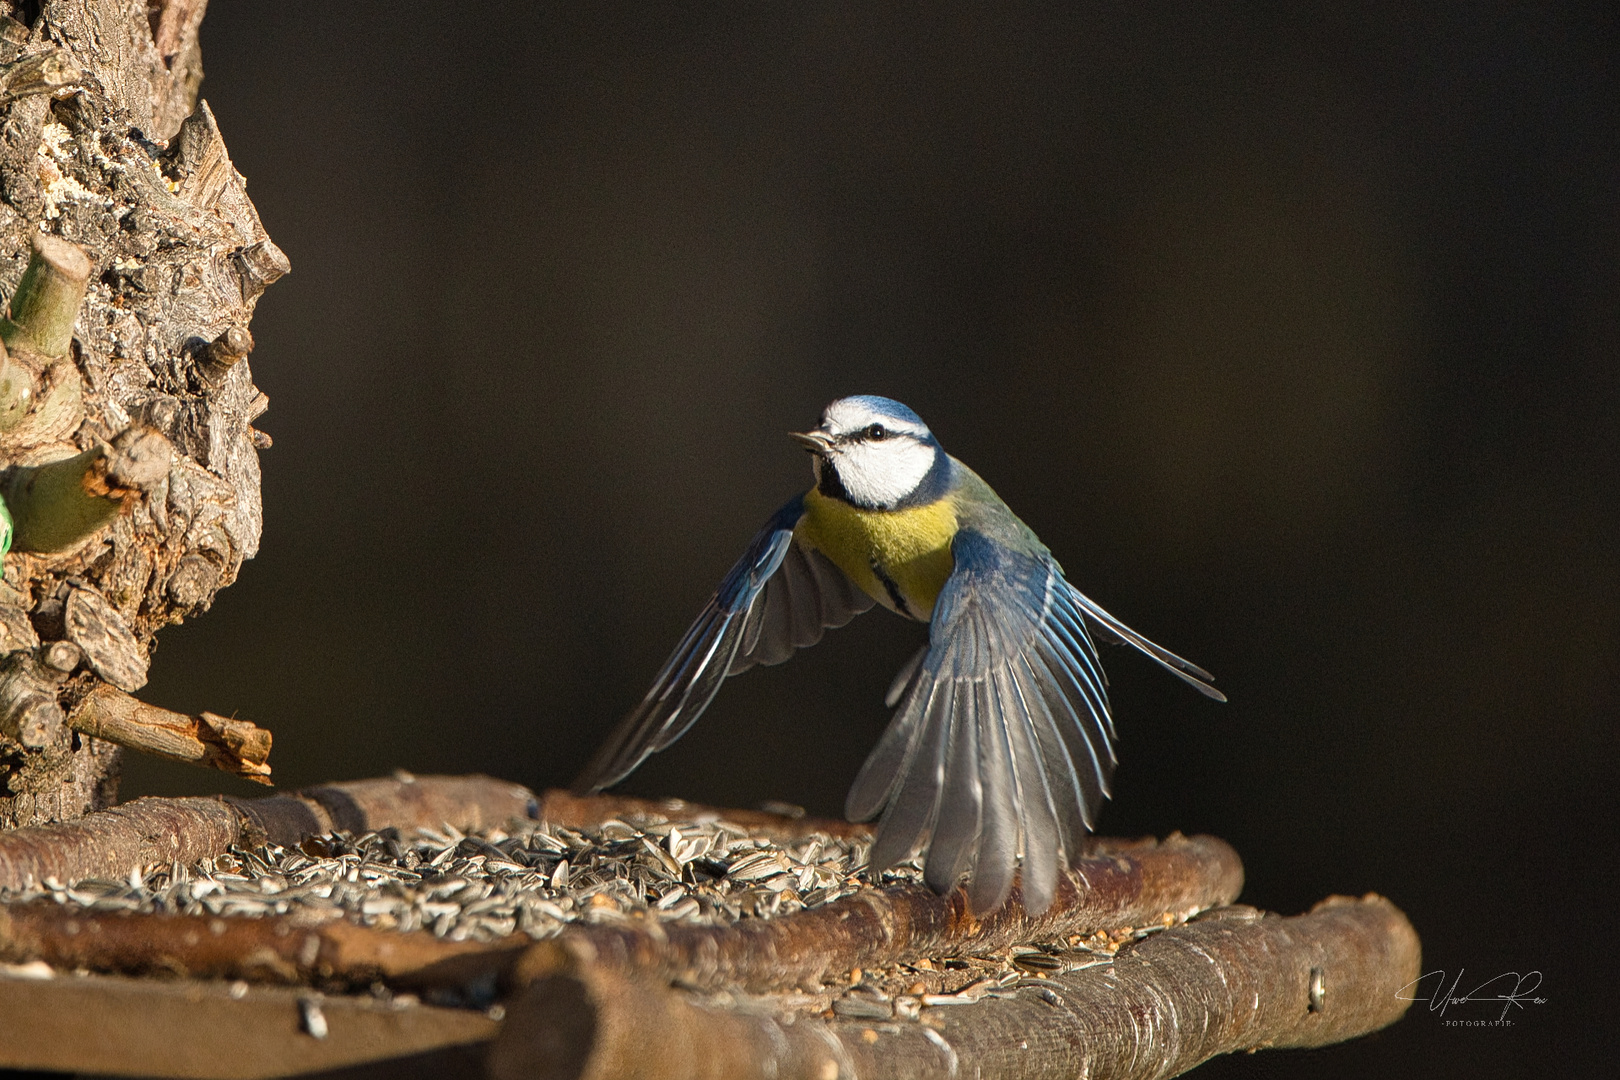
[797,488,958,621]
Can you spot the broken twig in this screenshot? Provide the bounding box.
[67,683,273,784]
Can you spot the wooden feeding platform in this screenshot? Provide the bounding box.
[0,774,1420,1078]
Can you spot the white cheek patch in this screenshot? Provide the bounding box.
[834,440,937,508]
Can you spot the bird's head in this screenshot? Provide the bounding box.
[791,395,948,510]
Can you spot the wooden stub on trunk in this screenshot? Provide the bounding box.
[489,894,1421,1080]
[67,683,273,784]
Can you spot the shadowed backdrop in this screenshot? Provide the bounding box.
[124,3,1613,1076]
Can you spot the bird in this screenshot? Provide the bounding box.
[573,395,1225,914]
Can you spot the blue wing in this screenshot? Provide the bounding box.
[574,494,873,792]
[846,528,1215,915]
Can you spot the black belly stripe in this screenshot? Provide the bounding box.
[871,559,915,619]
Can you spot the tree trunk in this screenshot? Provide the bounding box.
[0,0,280,827]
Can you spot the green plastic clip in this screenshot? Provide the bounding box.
[0,491,12,567]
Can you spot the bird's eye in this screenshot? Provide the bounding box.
[865,424,888,441]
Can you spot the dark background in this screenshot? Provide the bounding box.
[124,3,1613,1075]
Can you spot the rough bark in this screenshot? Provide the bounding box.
[0,773,538,888]
[538,832,1243,994]
[0,0,282,826]
[489,895,1422,1080]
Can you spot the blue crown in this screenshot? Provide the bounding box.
[835,395,927,428]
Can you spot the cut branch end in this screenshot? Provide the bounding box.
[5,426,173,553]
[0,235,91,360]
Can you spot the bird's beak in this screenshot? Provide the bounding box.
[790,430,834,455]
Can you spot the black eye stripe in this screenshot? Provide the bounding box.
[831,422,922,444]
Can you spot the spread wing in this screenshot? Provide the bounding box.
[573,494,874,793]
[846,527,1215,915]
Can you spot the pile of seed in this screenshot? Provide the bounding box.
[0,815,919,943]
[0,812,1199,1021]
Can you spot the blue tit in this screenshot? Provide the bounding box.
[574,395,1225,914]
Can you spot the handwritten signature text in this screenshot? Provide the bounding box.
[1397,969,1547,1024]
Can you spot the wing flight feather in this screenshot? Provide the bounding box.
[855,530,1136,913]
[574,495,872,793]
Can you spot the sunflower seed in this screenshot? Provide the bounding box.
[0,807,921,954]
